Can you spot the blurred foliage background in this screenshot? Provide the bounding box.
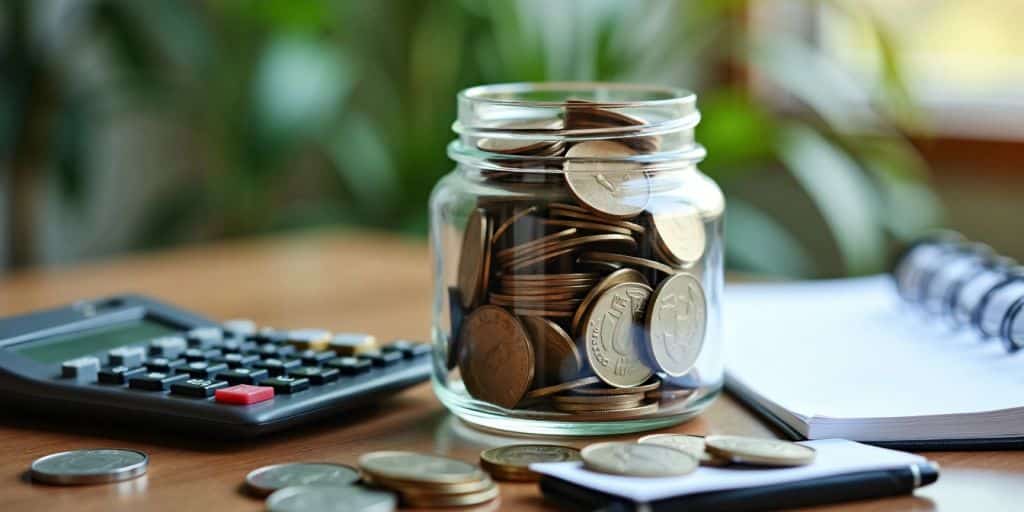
[0,0,944,277]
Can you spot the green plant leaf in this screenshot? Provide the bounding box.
[726,197,815,277]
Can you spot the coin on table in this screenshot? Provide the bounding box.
[399,483,499,508]
[649,204,706,266]
[644,273,707,377]
[582,282,654,388]
[480,445,582,482]
[704,435,816,467]
[266,485,397,512]
[581,442,697,477]
[638,434,706,460]
[572,268,648,334]
[245,462,361,497]
[564,141,650,219]
[359,451,485,485]
[458,305,535,408]
[457,208,492,309]
[521,316,583,386]
[30,449,148,485]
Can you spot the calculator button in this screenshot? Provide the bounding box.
[183,348,222,362]
[220,339,248,353]
[98,365,147,385]
[329,333,378,356]
[217,368,269,385]
[287,329,332,351]
[129,371,188,391]
[381,340,432,359]
[181,361,228,379]
[108,346,146,367]
[148,336,187,359]
[145,357,187,373]
[215,384,273,405]
[186,327,223,348]
[171,378,228,397]
[359,350,403,367]
[61,356,100,383]
[217,353,260,368]
[222,319,257,337]
[261,376,310,394]
[259,344,296,360]
[252,358,301,376]
[251,329,290,344]
[325,357,371,375]
[299,349,337,366]
[289,366,340,385]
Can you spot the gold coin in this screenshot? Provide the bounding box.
[399,483,499,507]
[579,251,676,275]
[520,317,582,386]
[359,451,485,485]
[525,376,600,399]
[570,378,661,396]
[637,433,706,460]
[458,306,535,408]
[364,473,493,494]
[581,441,698,477]
[582,282,654,388]
[564,141,651,219]
[552,400,644,413]
[479,445,581,482]
[649,204,706,266]
[558,401,660,421]
[644,273,707,377]
[551,393,644,405]
[457,209,492,309]
[571,268,648,334]
[542,218,632,236]
[704,436,816,467]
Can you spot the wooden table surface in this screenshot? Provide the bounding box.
[1,231,1020,511]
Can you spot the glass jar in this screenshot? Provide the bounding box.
[429,82,724,436]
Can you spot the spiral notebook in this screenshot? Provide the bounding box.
[725,275,1024,449]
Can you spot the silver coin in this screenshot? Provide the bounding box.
[266,485,397,512]
[30,449,148,485]
[245,463,361,497]
[581,441,697,477]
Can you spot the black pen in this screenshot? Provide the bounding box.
[541,461,940,512]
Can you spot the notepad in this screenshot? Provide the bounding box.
[725,276,1024,446]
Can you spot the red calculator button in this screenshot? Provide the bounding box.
[215,384,274,405]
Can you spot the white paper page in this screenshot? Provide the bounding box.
[532,439,925,503]
[725,276,1024,420]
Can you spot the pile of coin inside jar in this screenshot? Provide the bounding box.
[449,99,710,419]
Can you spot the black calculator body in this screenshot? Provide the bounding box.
[0,295,432,437]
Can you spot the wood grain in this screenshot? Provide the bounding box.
[0,231,1021,511]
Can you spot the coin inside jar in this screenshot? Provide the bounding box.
[457,209,492,309]
[458,305,535,408]
[564,141,650,219]
[520,316,583,386]
[572,268,648,334]
[582,282,654,388]
[649,203,706,266]
[644,273,707,377]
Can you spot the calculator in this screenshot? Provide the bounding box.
[0,294,432,436]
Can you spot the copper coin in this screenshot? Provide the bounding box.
[457,209,492,309]
[511,308,574,318]
[458,306,535,408]
[649,204,706,266]
[564,141,651,219]
[525,376,600,399]
[552,400,644,413]
[571,268,648,334]
[542,218,632,236]
[476,118,563,155]
[504,247,579,272]
[502,234,637,269]
[549,207,646,234]
[500,272,598,282]
[582,282,654,388]
[559,401,660,421]
[644,273,707,377]
[492,299,581,312]
[495,228,577,261]
[551,393,645,406]
[491,206,539,244]
[521,317,582,386]
[579,251,676,275]
[490,291,580,302]
[570,378,661,396]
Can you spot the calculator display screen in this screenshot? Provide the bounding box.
[10,320,180,363]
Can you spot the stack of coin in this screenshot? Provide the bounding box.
[451,99,711,421]
[359,451,499,508]
[244,462,361,497]
[479,444,581,482]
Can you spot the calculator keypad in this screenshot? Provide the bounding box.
[218,368,269,385]
[145,357,187,373]
[98,365,147,385]
[215,384,273,405]
[262,376,310,394]
[129,371,189,391]
[171,378,228,397]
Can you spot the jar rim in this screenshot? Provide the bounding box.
[459,82,696,108]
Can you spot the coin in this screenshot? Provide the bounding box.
[571,268,648,334]
[491,206,538,243]
[480,445,582,482]
[582,282,654,388]
[524,376,601,399]
[364,473,494,494]
[579,251,677,275]
[570,378,661,395]
[359,451,485,485]
[501,234,637,270]
[520,316,583,386]
[476,119,563,155]
[399,483,499,507]
[495,228,577,262]
[564,141,650,219]
[266,485,397,512]
[549,207,646,234]
[704,436,817,467]
[552,399,644,413]
[649,204,706,266]
[581,442,697,477]
[458,306,535,408]
[559,401,660,421]
[644,273,707,377]
[510,307,574,318]
[551,393,644,406]
[245,463,361,497]
[30,449,148,485]
[637,434,706,460]
[500,272,597,282]
[542,218,633,236]
[457,208,492,309]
